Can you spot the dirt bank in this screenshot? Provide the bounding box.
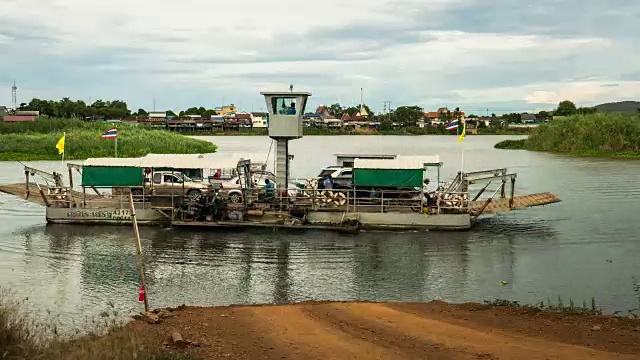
[127,301,640,360]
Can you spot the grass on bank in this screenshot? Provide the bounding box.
[0,290,199,360]
[484,297,603,316]
[0,118,217,161]
[494,113,640,157]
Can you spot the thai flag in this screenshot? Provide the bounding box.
[444,120,459,131]
[102,128,117,138]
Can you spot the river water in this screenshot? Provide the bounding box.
[1,135,639,328]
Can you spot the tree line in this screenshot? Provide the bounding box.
[18,98,131,119]
[16,98,599,127]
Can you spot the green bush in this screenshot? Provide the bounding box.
[0,118,217,160]
[494,139,527,149]
[494,113,640,156]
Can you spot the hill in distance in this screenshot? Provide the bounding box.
[594,101,640,114]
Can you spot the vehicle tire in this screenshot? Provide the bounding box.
[228,192,243,203]
[186,189,201,198]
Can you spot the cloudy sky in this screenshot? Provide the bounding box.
[1,0,639,114]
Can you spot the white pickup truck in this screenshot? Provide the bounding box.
[131,171,211,197]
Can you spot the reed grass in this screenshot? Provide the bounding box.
[484,296,603,316]
[494,113,640,157]
[0,118,217,161]
[0,289,199,360]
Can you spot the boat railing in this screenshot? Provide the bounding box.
[44,184,468,216]
[286,188,468,214]
[43,186,204,210]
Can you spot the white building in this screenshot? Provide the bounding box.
[251,112,268,128]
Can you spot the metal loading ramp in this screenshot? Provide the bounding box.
[469,192,561,216]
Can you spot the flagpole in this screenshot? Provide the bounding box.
[61,132,65,167]
[115,125,118,158]
[458,119,464,173]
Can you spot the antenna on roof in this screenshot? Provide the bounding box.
[289,84,293,92]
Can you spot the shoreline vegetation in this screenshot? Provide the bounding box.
[0,116,529,161]
[182,127,529,136]
[2,291,639,360]
[0,118,217,161]
[494,113,640,158]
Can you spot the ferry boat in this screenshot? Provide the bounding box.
[0,153,560,232]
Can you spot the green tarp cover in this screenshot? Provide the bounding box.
[353,168,423,187]
[81,166,144,187]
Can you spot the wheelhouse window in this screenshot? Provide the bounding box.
[271,97,297,115]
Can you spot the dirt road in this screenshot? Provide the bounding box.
[130,301,640,360]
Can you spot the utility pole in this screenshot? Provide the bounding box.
[11,80,17,110]
[383,100,392,120]
[153,97,156,112]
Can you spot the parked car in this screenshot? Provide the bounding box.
[216,171,299,203]
[133,171,211,197]
[317,166,353,189]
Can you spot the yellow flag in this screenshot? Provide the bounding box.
[56,134,65,155]
[458,121,466,144]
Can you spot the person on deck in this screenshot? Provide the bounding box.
[286,102,296,115]
[263,179,275,197]
[323,175,334,190]
[423,178,436,207]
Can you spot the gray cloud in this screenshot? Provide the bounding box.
[619,72,640,81]
[0,18,60,43]
[424,0,640,40]
[168,51,376,65]
[1,0,639,112]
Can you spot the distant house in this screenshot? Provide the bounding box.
[424,107,465,126]
[251,112,269,128]
[15,110,40,117]
[86,115,106,122]
[214,104,237,115]
[476,117,492,127]
[325,118,343,129]
[251,112,268,118]
[303,113,326,127]
[2,115,37,122]
[148,112,167,121]
[235,113,253,128]
[509,114,539,129]
[315,105,331,116]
